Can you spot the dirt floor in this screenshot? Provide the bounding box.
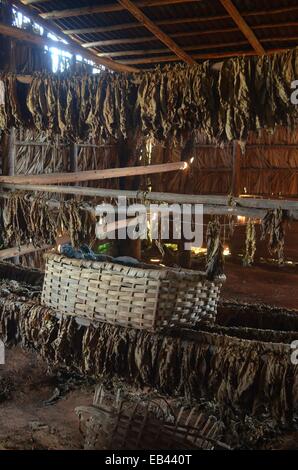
[0,259,298,450]
[222,258,298,310]
[0,348,93,450]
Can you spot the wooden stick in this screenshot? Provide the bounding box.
[1,183,298,214]
[116,0,195,65]
[7,128,16,177]
[219,0,265,55]
[0,188,297,220]
[0,162,187,185]
[0,244,52,260]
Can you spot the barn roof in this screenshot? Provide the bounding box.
[10,0,298,70]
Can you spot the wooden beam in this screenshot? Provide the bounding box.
[116,0,195,65]
[219,0,265,55]
[7,128,16,177]
[38,1,201,20]
[69,142,79,173]
[1,183,297,211]
[22,0,49,4]
[0,21,138,73]
[0,162,188,185]
[0,244,52,260]
[1,185,298,220]
[8,1,138,73]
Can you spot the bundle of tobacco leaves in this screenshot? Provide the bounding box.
[27,73,135,141]
[1,192,97,249]
[0,74,24,130]
[261,208,288,264]
[205,218,224,280]
[243,219,256,267]
[2,192,32,247]
[4,47,298,144]
[56,200,94,248]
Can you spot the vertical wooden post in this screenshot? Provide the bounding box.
[232,140,242,196]
[6,127,19,264]
[117,138,142,260]
[70,142,79,172]
[7,127,16,176]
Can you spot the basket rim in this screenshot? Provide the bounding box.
[44,252,226,284]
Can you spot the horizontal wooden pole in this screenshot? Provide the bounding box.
[0,162,187,185]
[0,243,52,260]
[1,184,298,220]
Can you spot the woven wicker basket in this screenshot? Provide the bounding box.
[76,387,229,450]
[42,253,224,331]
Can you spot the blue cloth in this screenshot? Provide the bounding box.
[60,244,139,266]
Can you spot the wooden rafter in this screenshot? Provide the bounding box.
[113,0,195,65]
[37,0,201,20]
[219,0,265,55]
[0,22,138,73]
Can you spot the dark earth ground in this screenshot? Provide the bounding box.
[0,258,298,450]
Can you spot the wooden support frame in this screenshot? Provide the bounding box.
[116,0,195,65]
[0,162,188,185]
[219,0,265,55]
